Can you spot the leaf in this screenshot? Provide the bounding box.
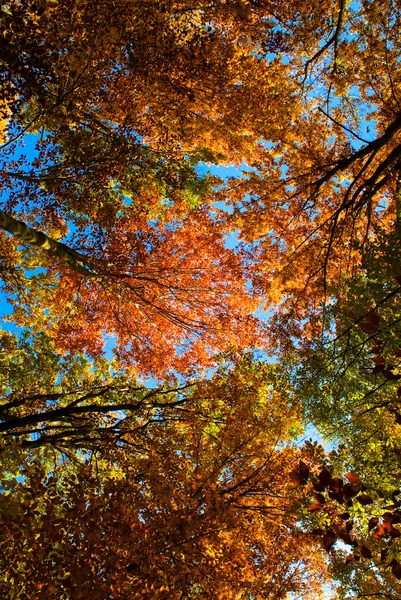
[358,322,378,335]
[312,492,326,504]
[360,545,372,559]
[380,548,389,561]
[344,471,360,485]
[290,460,310,486]
[374,525,386,540]
[329,477,343,492]
[356,493,373,506]
[318,467,332,487]
[383,370,400,381]
[392,562,401,580]
[343,483,360,499]
[308,503,324,512]
[368,517,379,531]
[322,530,336,552]
[312,480,326,493]
[346,520,354,533]
[367,311,380,327]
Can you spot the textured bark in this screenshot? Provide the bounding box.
[0,209,98,278]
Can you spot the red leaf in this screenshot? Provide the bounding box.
[344,471,360,485]
[308,503,323,512]
[345,554,354,565]
[374,524,386,539]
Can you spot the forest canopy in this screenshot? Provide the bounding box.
[1,0,401,598]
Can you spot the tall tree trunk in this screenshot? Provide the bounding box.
[0,209,98,279]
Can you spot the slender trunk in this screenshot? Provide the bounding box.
[0,209,99,279]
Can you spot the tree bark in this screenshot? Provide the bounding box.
[0,209,99,279]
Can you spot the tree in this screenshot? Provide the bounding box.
[3,1,401,597]
[216,0,401,352]
[0,348,329,599]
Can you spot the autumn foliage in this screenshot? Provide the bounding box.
[2,0,401,598]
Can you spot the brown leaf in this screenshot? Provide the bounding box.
[322,530,336,552]
[312,492,326,504]
[380,548,389,561]
[367,310,380,327]
[311,528,324,535]
[392,562,401,580]
[360,545,372,559]
[328,490,344,503]
[343,483,359,499]
[345,554,354,565]
[339,512,350,520]
[346,520,354,533]
[371,345,384,354]
[357,493,373,506]
[389,526,400,538]
[344,471,360,485]
[384,369,400,381]
[313,480,326,493]
[358,322,378,335]
[339,532,352,545]
[290,460,310,485]
[382,512,393,523]
[318,467,332,487]
[394,411,401,424]
[368,517,379,531]
[392,511,401,524]
[330,477,343,492]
